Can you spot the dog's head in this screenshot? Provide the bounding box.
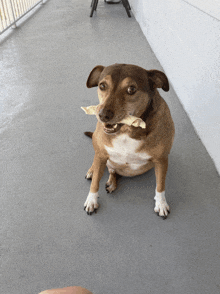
[86,64,169,132]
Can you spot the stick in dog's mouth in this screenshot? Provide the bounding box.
[81,105,146,130]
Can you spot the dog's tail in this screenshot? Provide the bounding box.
[84,131,93,138]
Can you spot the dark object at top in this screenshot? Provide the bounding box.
[90,0,131,17]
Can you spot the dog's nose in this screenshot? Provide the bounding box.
[99,108,114,122]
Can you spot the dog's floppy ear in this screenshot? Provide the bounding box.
[147,70,169,92]
[86,65,105,88]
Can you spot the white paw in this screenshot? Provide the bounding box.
[154,191,170,219]
[84,192,99,215]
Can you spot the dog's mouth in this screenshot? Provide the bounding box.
[103,123,122,134]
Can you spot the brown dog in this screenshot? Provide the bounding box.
[83,63,175,219]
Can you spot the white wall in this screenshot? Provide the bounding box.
[129,0,220,174]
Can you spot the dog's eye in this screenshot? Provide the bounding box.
[127,86,136,95]
[99,83,106,91]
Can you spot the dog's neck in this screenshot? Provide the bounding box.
[140,98,154,122]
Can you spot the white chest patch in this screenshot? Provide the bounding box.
[105,134,151,170]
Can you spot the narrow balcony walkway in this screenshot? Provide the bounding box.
[1,1,220,294]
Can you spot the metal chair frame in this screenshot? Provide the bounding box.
[90,0,131,17]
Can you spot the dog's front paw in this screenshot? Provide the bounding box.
[154,191,170,219]
[84,192,99,215]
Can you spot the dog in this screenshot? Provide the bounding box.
[83,63,175,219]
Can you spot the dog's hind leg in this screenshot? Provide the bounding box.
[105,171,117,193]
[85,166,93,180]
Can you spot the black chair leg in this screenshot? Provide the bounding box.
[122,0,131,10]
[90,0,98,17]
[121,0,131,17]
[95,0,98,10]
[90,0,131,17]
[125,0,131,10]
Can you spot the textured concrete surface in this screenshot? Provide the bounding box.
[1,1,220,294]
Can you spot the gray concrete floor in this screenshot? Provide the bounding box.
[1,1,220,294]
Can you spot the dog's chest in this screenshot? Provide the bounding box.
[105,134,151,169]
